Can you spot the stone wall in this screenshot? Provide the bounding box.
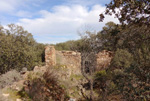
[56,51,81,68]
[96,50,113,71]
[45,46,56,66]
[45,46,112,71]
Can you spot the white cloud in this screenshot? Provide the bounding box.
[0,0,16,12]
[17,4,119,43]
[0,0,45,15]
[0,0,31,13]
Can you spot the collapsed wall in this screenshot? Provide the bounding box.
[45,46,112,71]
[56,51,81,68]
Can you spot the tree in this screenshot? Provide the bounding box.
[97,21,122,51]
[99,0,150,98]
[100,0,150,25]
[76,23,122,100]
[98,23,150,100]
[76,30,102,101]
[0,24,45,73]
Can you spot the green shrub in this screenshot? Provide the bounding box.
[95,70,108,81]
[94,70,114,100]
[113,68,150,100]
[0,70,22,89]
[24,68,69,101]
[111,49,133,69]
[0,24,45,73]
[70,74,84,80]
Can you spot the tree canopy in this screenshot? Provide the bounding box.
[0,24,45,73]
[100,0,150,25]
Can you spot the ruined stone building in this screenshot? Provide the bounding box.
[45,46,112,71]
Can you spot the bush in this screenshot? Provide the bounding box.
[94,70,116,100]
[113,68,150,100]
[111,49,133,69]
[0,24,45,73]
[0,70,22,89]
[24,68,69,101]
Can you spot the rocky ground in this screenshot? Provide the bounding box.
[0,64,89,101]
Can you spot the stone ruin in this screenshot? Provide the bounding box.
[45,45,112,70]
[56,50,81,68]
[45,46,56,66]
[96,50,113,70]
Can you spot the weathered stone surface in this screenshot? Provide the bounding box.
[69,98,76,101]
[33,66,47,73]
[2,93,9,97]
[45,46,56,66]
[45,46,112,72]
[20,67,27,74]
[96,50,113,71]
[16,99,22,101]
[56,51,81,68]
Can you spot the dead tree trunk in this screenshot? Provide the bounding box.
[80,52,97,101]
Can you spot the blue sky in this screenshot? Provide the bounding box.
[0,0,119,44]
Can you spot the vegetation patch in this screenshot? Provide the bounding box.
[70,74,84,80]
[0,70,22,89]
[2,88,21,101]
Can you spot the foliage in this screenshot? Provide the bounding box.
[2,88,23,101]
[100,0,150,25]
[113,68,150,100]
[69,39,88,52]
[54,40,74,51]
[54,39,87,52]
[70,74,84,80]
[0,24,45,73]
[18,88,31,101]
[97,22,121,51]
[94,70,109,91]
[94,70,114,100]
[0,70,22,89]
[24,68,69,101]
[96,22,150,100]
[77,29,102,101]
[98,13,150,100]
[111,49,133,69]
[95,70,107,81]
[54,36,100,53]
